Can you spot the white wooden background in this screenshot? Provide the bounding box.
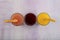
[0,0,60,40]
